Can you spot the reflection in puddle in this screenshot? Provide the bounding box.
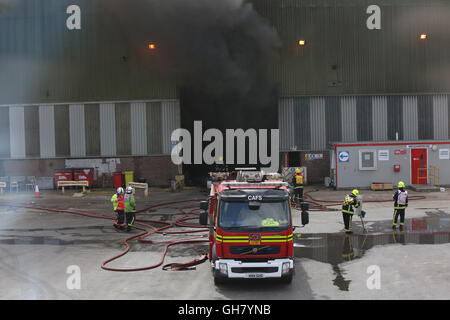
[294,214,450,291]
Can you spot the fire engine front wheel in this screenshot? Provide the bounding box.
[214,275,227,285]
[281,273,293,284]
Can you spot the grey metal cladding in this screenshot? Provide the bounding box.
[54,105,70,157]
[325,96,342,145]
[24,106,40,157]
[39,105,56,158]
[0,0,177,105]
[147,102,162,155]
[310,97,326,150]
[356,96,373,141]
[115,102,131,156]
[278,98,294,151]
[387,95,403,140]
[0,107,10,157]
[417,95,433,140]
[69,104,86,157]
[448,95,450,139]
[432,95,448,139]
[130,102,147,156]
[253,0,450,96]
[9,106,25,158]
[85,104,101,156]
[372,96,388,141]
[293,97,310,150]
[100,103,116,156]
[402,96,418,140]
[340,96,357,142]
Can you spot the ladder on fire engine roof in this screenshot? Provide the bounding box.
[221,181,289,190]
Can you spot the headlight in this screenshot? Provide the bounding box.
[282,262,291,274]
[219,263,228,275]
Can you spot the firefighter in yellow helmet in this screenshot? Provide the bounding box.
[341,189,361,234]
[292,168,304,206]
[393,181,408,231]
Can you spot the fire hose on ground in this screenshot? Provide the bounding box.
[0,198,209,272]
[0,190,428,272]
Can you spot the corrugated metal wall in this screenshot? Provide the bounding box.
[9,106,26,158]
[0,0,177,105]
[372,96,388,141]
[253,0,450,97]
[0,99,180,159]
[39,105,56,158]
[279,94,450,151]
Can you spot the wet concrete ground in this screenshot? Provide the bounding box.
[0,186,449,299]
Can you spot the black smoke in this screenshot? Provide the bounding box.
[107,0,281,182]
[107,0,281,128]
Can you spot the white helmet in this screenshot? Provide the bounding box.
[117,187,124,194]
[126,186,133,194]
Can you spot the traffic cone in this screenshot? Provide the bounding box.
[35,184,40,198]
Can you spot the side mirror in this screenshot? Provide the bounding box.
[200,200,209,211]
[199,210,208,226]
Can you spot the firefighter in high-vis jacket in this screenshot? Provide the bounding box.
[124,186,136,232]
[111,187,125,230]
[393,181,408,231]
[292,168,304,205]
[341,189,361,234]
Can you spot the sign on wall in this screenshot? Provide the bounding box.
[338,151,350,162]
[394,149,407,155]
[378,150,389,161]
[305,153,323,161]
[439,149,450,160]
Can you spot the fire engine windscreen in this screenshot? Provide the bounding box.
[219,200,290,231]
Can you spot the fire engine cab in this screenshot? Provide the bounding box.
[199,170,309,285]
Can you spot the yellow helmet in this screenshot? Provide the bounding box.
[351,189,359,197]
[295,168,301,174]
[398,181,405,188]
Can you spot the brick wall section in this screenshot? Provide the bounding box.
[0,155,177,188]
[300,151,331,184]
[115,156,178,186]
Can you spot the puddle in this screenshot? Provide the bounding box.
[294,212,450,291]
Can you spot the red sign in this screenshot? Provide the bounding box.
[394,149,407,155]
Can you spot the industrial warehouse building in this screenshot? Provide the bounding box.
[1,0,450,188]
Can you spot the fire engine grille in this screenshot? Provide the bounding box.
[229,245,280,255]
[231,267,279,274]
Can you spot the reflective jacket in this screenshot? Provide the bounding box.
[292,173,304,189]
[393,189,408,209]
[111,193,125,211]
[124,193,136,213]
[261,218,280,227]
[342,194,360,215]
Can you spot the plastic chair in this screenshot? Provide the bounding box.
[26,176,36,192]
[0,177,8,194]
[9,176,19,192]
[10,176,26,192]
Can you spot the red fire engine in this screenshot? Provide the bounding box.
[199,170,309,284]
